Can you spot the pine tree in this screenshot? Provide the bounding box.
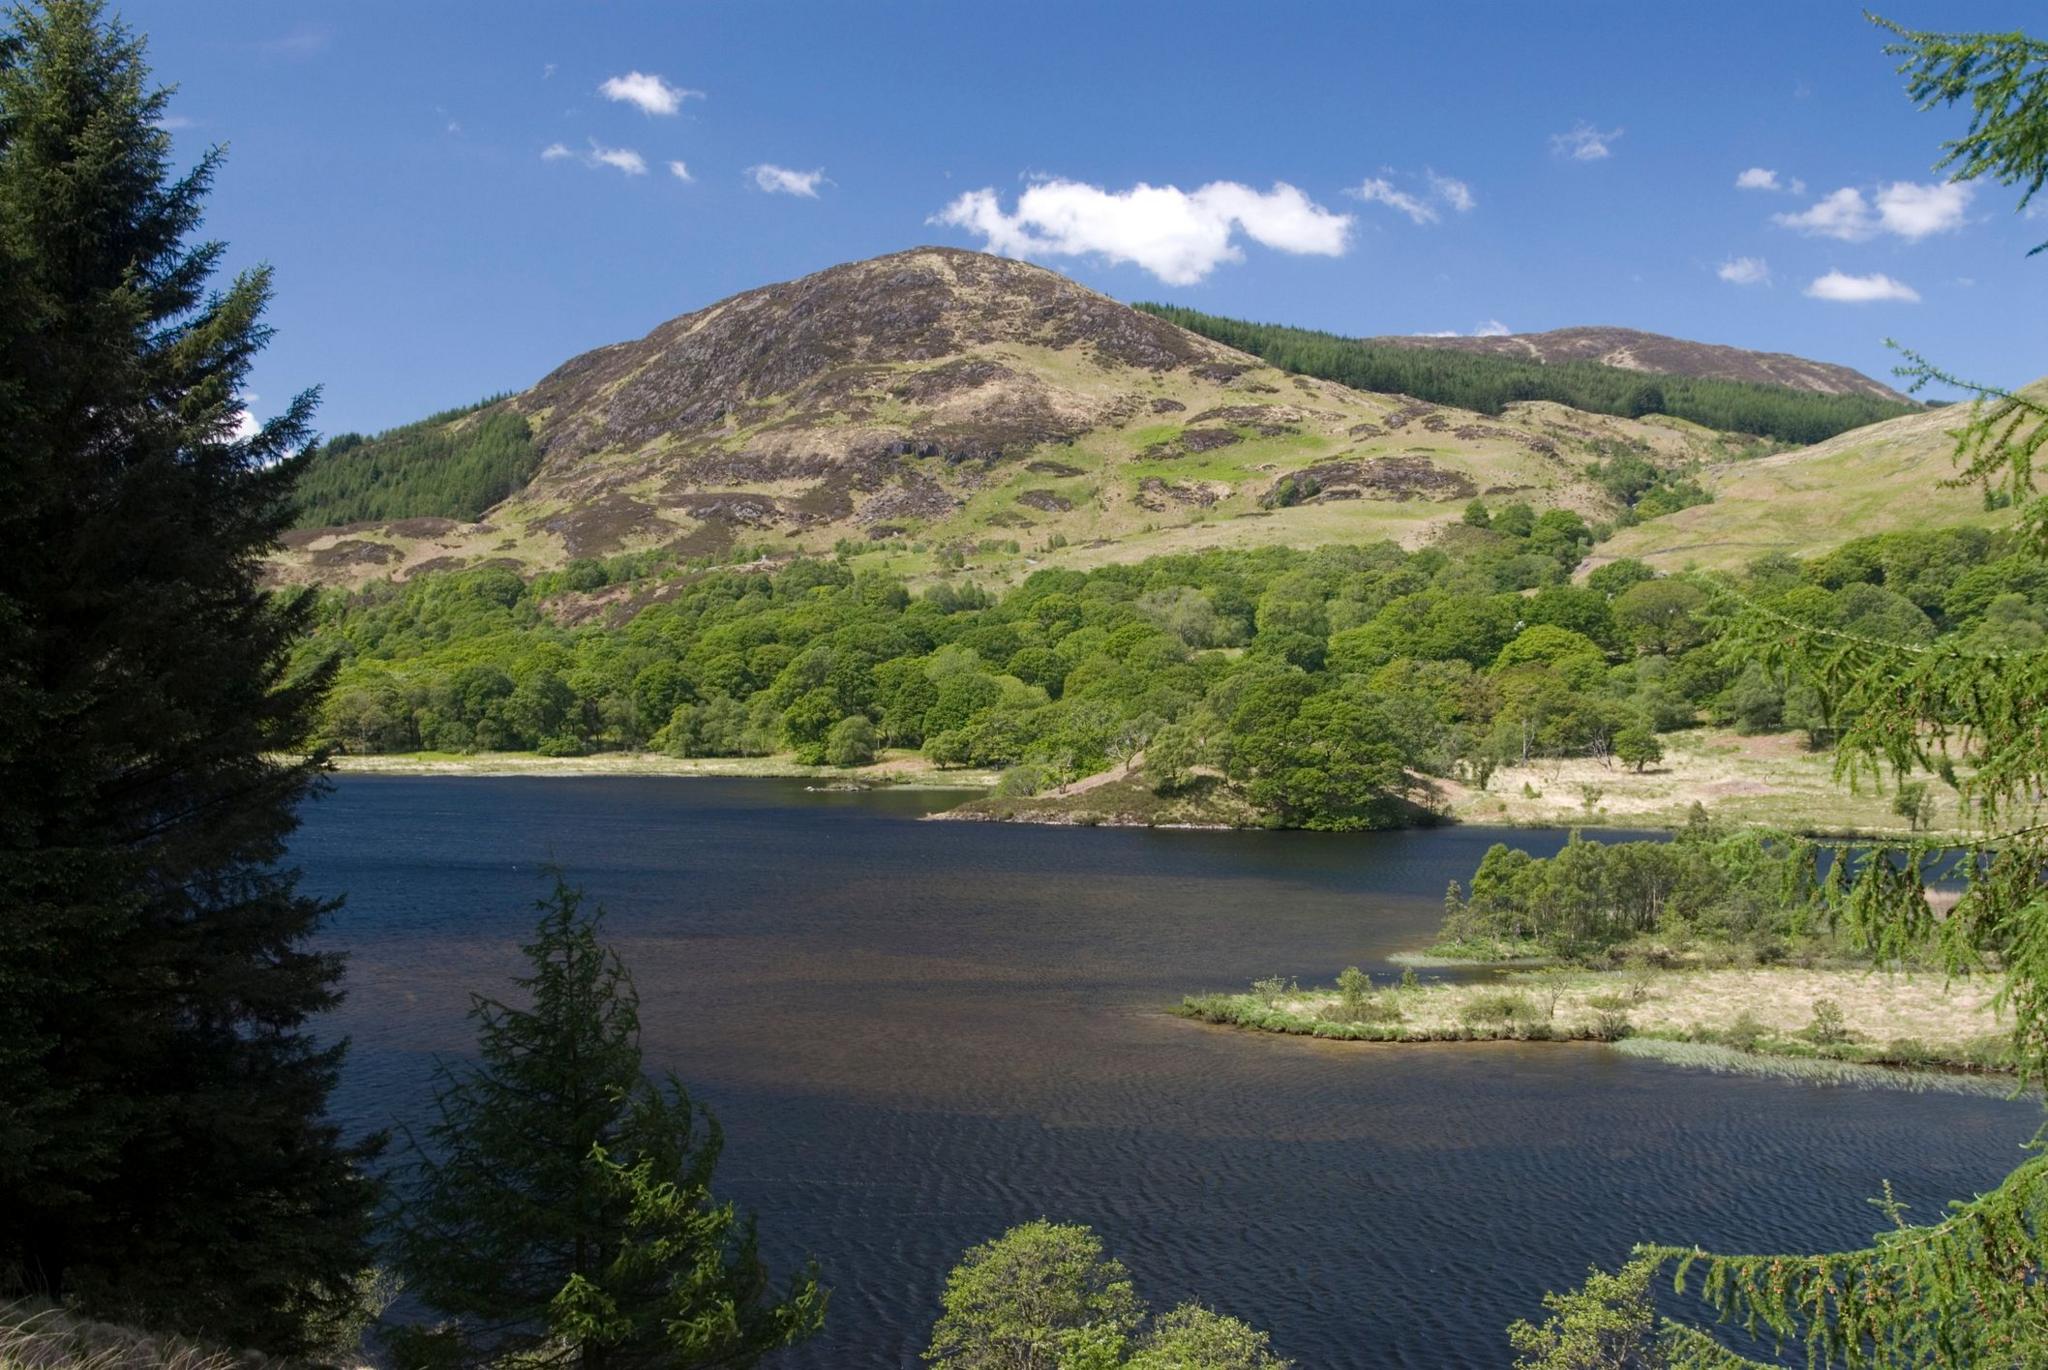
[389,876,825,1370]
[1516,17,2048,1365]
[0,0,378,1354]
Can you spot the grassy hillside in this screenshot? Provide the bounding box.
[292,398,537,528]
[271,250,1737,590]
[1138,304,1920,444]
[1592,385,2044,573]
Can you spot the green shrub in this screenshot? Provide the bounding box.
[824,714,878,768]
[1460,990,1539,1026]
[990,764,1046,800]
[1250,976,1295,1009]
[1722,1011,1769,1054]
[1589,1008,1632,1041]
[1336,965,1371,1013]
[1805,997,1850,1045]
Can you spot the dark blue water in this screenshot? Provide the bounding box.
[294,777,2039,1368]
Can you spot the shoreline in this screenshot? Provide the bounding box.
[323,750,1000,790]
[319,746,1980,842]
[1178,963,2015,1088]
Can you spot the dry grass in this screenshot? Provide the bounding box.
[1264,966,2003,1049]
[1592,385,2044,575]
[1185,962,2013,1083]
[1438,726,1995,837]
[327,747,999,788]
[0,1303,250,1370]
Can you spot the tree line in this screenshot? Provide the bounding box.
[1439,824,1833,960]
[1136,303,1921,445]
[303,518,2048,830]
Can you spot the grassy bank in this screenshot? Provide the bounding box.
[328,726,2011,847]
[937,763,1266,828]
[943,727,1995,837]
[327,748,999,789]
[1436,726,1983,838]
[1179,964,2014,1084]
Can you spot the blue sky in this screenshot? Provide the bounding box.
[125,1,2045,436]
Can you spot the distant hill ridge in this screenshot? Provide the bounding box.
[1139,305,1919,444]
[1375,324,1909,403]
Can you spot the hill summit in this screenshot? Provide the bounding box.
[279,249,1767,586]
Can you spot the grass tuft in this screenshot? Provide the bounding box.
[0,1302,254,1370]
[1612,1038,2032,1097]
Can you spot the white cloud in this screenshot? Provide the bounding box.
[153,113,198,132]
[598,71,701,116]
[1350,169,1476,225]
[1551,122,1622,161]
[1804,270,1920,303]
[1350,176,1437,225]
[588,142,646,175]
[1412,320,1511,337]
[1428,171,1476,213]
[667,160,692,183]
[250,25,329,58]
[1774,187,1876,240]
[232,398,261,442]
[1773,181,1971,242]
[1735,167,1782,191]
[932,177,1351,285]
[543,63,557,80]
[1875,181,1971,239]
[750,164,826,197]
[543,139,647,175]
[1717,255,1771,285]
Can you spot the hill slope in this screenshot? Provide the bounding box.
[276,248,1737,587]
[1375,325,1908,402]
[1591,387,2040,573]
[1139,306,1917,443]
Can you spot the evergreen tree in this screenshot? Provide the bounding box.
[1519,17,2048,1364]
[0,1,377,1353]
[389,876,824,1370]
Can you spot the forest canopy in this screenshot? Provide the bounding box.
[292,397,537,528]
[294,518,2043,830]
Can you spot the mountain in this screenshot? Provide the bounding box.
[275,248,1742,587]
[1375,325,1908,403]
[1590,385,2040,574]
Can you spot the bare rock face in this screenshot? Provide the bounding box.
[1373,325,1907,402]
[517,247,1217,464]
